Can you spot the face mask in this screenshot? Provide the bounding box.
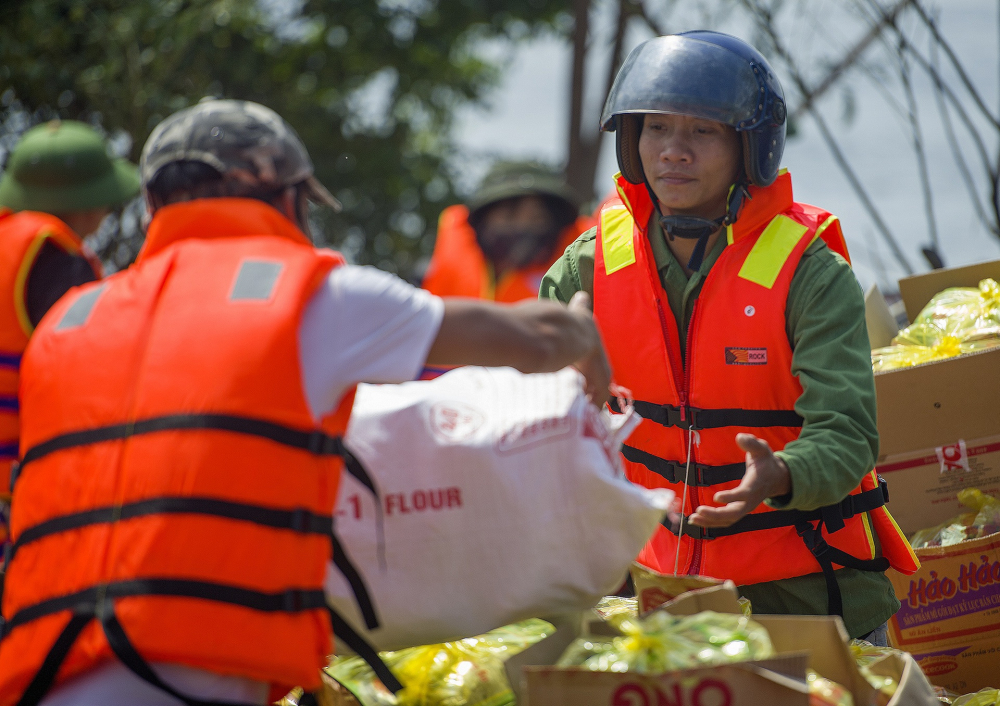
[476,225,562,272]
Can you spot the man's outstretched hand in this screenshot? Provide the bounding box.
[687,433,792,528]
[568,291,611,407]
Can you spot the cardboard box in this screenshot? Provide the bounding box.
[630,563,726,614]
[887,531,1000,693]
[865,284,900,349]
[896,259,1000,322]
[523,659,811,706]
[877,431,1000,538]
[507,584,939,706]
[876,260,1000,692]
[875,259,1000,536]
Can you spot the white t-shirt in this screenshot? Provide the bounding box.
[41,265,444,706]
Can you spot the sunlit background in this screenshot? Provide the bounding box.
[2,0,998,293]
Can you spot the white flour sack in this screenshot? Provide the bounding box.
[324,366,672,653]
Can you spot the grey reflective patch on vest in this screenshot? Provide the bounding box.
[229,260,283,301]
[55,284,108,331]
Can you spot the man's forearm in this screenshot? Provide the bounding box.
[425,298,598,373]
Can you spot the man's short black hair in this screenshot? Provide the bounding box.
[145,160,309,227]
[145,161,284,206]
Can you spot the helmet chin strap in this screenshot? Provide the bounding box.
[645,181,749,271]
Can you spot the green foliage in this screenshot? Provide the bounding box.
[0,0,570,278]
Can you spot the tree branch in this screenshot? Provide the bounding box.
[566,0,634,203]
[909,0,1000,131]
[567,0,589,170]
[565,0,594,201]
[790,0,914,122]
[634,0,670,36]
[929,21,998,237]
[885,21,996,192]
[739,0,915,274]
[896,39,940,258]
[603,0,630,106]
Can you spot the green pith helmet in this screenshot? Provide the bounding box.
[0,120,140,213]
[467,161,580,222]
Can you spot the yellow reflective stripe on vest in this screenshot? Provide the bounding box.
[810,214,839,247]
[12,233,50,337]
[601,205,636,275]
[737,214,809,289]
[613,172,634,215]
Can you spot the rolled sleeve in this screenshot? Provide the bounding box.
[770,245,879,511]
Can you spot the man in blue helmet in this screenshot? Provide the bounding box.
[541,31,919,643]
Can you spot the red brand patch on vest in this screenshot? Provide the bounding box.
[725,347,768,365]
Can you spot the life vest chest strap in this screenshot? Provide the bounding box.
[622,444,746,486]
[660,477,891,618]
[662,477,889,540]
[609,398,804,431]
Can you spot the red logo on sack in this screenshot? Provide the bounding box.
[936,440,970,473]
[724,347,767,365]
[430,402,484,443]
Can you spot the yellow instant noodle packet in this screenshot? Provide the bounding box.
[555,609,773,674]
[323,619,551,706]
[593,595,638,620]
[872,278,1000,372]
[849,639,902,705]
[910,488,1000,549]
[807,669,854,706]
[953,688,1000,706]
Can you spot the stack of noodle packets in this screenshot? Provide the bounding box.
[872,278,1000,372]
[323,619,551,706]
[909,489,1000,549]
[555,609,773,674]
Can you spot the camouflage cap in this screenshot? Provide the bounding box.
[140,98,340,210]
[467,161,579,222]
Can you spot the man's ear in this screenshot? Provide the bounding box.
[276,186,311,237]
[143,191,159,227]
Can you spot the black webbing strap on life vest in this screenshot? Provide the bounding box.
[16,611,92,706]
[1,507,393,702]
[662,477,891,617]
[794,521,889,617]
[6,583,403,706]
[621,445,746,487]
[6,497,332,562]
[101,597,263,706]
[2,495,379,634]
[5,413,402,701]
[7,412,381,625]
[662,479,889,540]
[609,397,803,431]
[11,412,377,498]
[327,606,404,693]
[10,579,329,706]
[328,530,378,631]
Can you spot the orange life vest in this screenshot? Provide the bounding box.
[0,199,391,706]
[0,209,99,498]
[422,204,593,303]
[594,172,918,615]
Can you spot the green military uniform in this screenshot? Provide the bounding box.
[541,220,899,639]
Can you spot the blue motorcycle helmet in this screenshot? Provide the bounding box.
[600,31,787,267]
